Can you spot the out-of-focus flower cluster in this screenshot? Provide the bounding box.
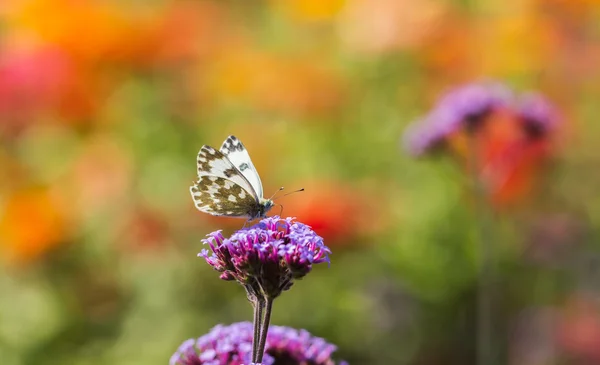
[404,82,559,156]
[404,82,562,205]
[170,322,347,365]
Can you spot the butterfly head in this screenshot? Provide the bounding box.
[257,198,275,218]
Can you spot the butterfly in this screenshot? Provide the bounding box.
[190,135,276,221]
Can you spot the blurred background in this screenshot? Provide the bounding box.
[1,0,600,364]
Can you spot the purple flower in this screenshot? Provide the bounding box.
[403,81,561,156]
[402,117,444,157]
[199,216,330,299]
[518,92,561,138]
[404,82,513,156]
[170,322,348,365]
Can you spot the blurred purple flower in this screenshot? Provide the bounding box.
[199,216,330,299]
[402,117,443,157]
[404,82,513,154]
[170,322,348,365]
[518,92,561,138]
[403,82,514,156]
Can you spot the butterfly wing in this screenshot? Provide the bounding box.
[191,144,259,217]
[190,176,259,217]
[220,136,264,198]
[195,145,258,198]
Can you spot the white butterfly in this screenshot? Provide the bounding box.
[190,136,275,220]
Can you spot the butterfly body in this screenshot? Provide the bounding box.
[190,136,274,221]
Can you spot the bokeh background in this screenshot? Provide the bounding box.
[1,0,600,364]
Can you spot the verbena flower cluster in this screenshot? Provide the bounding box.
[170,322,348,365]
[199,216,331,299]
[403,82,560,156]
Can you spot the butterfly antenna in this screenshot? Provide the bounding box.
[274,188,304,200]
[269,186,285,200]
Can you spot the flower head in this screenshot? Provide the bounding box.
[199,216,330,299]
[170,322,348,365]
[403,82,513,156]
[402,81,562,206]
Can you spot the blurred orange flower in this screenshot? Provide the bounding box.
[6,0,150,64]
[476,10,559,78]
[204,48,345,117]
[152,1,236,65]
[6,0,222,69]
[0,189,67,263]
[270,0,346,21]
[338,0,446,55]
[418,7,559,84]
[417,13,477,84]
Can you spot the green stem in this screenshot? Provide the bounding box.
[254,297,274,364]
[468,135,495,365]
[251,296,265,363]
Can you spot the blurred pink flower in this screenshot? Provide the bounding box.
[0,45,95,134]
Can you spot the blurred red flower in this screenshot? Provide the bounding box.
[279,180,375,246]
[448,110,554,206]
